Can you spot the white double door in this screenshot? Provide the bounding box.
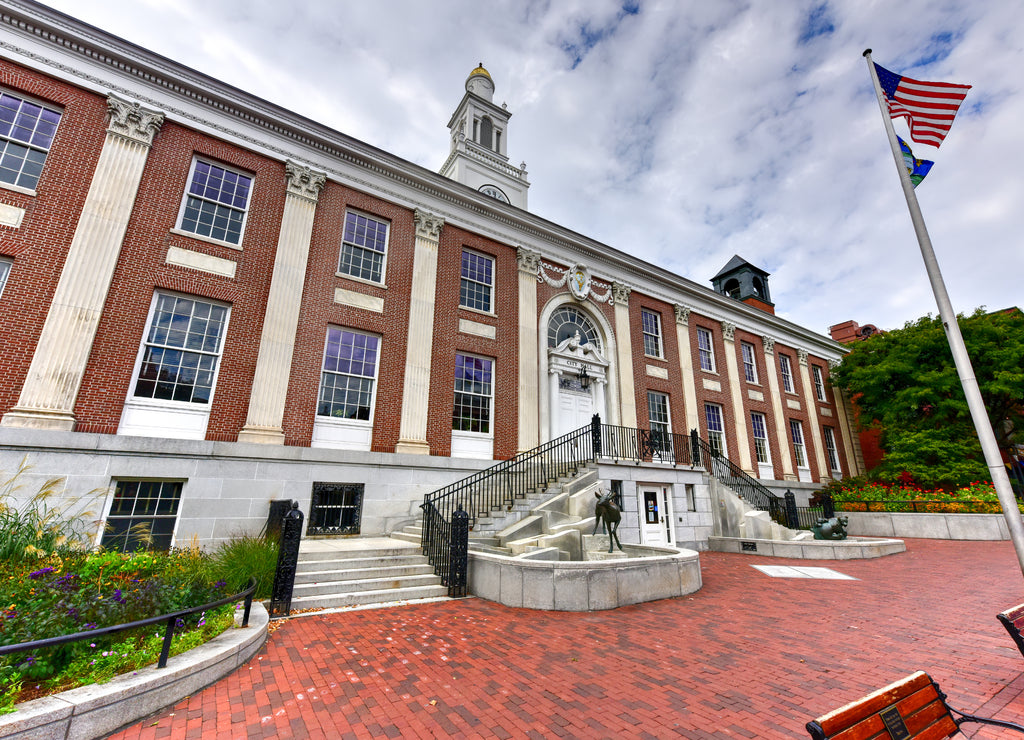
[557,386,594,437]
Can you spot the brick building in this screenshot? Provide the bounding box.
[0,1,861,550]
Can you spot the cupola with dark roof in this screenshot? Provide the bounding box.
[711,255,774,314]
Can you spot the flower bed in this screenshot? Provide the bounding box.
[0,549,236,712]
[829,481,1023,515]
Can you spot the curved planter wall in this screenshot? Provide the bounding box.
[1,603,268,740]
[468,546,702,611]
[842,511,1016,540]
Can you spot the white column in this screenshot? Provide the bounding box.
[798,349,830,479]
[594,378,606,422]
[612,283,636,428]
[2,96,164,430]
[238,162,326,444]
[395,209,444,454]
[516,248,540,453]
[833,380,865,476]
[762,336,795,480]
[721,321,753,474]
[674,305,700,434]
[548,368,560,440]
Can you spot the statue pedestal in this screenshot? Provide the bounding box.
[582,534,628,560]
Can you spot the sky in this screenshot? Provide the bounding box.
[35,0,1023,337]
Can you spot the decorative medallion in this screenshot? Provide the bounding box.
[567,263,591,301]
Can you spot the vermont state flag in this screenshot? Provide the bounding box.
[898,136,933,187]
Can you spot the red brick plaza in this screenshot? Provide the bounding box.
[111,540,1024,739]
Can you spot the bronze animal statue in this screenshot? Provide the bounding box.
[593,490,624,553]
[811,515,849,540]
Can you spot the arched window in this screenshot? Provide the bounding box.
[752,277,765,299]
[547,306,601,350]
[479,116,493,149]
[724,278,741,299]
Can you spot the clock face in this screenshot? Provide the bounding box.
[479,185,509,204]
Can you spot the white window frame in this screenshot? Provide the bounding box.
[790,419,812,482]
[813,365,827,402]
[460,248,494,313]
[119,292,230,440]
[741,342,758,384]
[337,209,390,285]
[823,426,842,475]
[0,89,62,194]
[704,402,727,457]
[451,353,495,459]
[647,390,672,459]
[0,258,11,298]
[311,327,381,451]
[780,353,794,393]
[642,309,664,359]
[100,479,184,552]
[174,157,253,247]
[750,411,773,479]
[697,327,716,373]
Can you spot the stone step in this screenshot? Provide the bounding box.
[288,584,450,611]
[296,554,425,572]
[294,563,433,584]
[390,531,420,544]
[298,544,421,561]
[293,573,442,598]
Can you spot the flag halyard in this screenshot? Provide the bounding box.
[874,63,971,148]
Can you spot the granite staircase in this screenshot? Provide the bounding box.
[286,537,449,611]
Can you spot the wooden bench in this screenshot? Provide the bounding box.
[806,671,1024,739]
[999,602,1024,658]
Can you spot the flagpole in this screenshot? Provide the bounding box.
[863,49,1024,578]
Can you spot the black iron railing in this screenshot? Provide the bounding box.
[0,578,256,669]
[595,425,693,466]
[421,422,597,594]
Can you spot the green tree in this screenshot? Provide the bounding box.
[830,308,1024,487]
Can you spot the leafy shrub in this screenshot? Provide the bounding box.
[824,478,1022,514]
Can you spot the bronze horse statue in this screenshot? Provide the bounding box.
[593,490,624,553]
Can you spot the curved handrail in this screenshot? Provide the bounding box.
[0,577,257,669]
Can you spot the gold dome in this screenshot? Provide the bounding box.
[468,63,492,81]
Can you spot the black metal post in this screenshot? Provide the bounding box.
[591,413,602,458]
[448,505,469,597]
[158,615,175,668]
[821,492,835,518]
[784,490,799,529]
[690,428,701,467]
[270,501,304,618]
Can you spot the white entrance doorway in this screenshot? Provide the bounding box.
[557,382,593,437]
[639,486,674,546]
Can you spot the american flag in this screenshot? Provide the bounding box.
[874,63,971,148]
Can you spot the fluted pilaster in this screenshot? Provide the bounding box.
[395,209,444,454]
[611,282,636,427]
[2,95,164,430]
[517,247,540,452]
[238,161,326,444]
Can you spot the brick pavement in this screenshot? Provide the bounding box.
[109,539,1024,739]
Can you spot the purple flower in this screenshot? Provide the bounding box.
[83,622,97,630]
[113,589,126,604]
[29,567,55,580]
[214,580,227,589]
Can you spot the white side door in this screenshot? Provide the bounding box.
[639,486,674,546]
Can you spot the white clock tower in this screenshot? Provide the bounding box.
[440,64,530,210]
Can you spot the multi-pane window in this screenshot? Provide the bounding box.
[0,92,61,191]
[647,391,671,446]
[813,365,827,401]
[824,426,841,472]
[133,294,228,404]
[790,419,807,468]
[547,306,601,350]
[642,309,663,358]
[102,480,182,552]
[741,342,758,383]
[750,412,771,465]
[705,403,726,456]
[460,250,493,312]
[453,354,493,434]
[317,328,379,421]
[779,353,794,393]
[0,258,10,298]
[697,327,716,372]
[338,211,389,283]
[178,159,252,245]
